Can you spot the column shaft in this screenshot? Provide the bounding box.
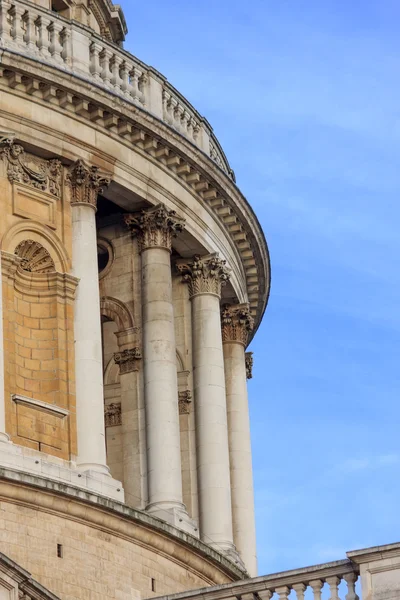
[68,160,110,474]
[224,342,257,575]
[0,253,9,442]
[125,204,195,532]
[142,246,183,509]
[192,292,234,550]
[178,254,236,555]
[72,203,108,472]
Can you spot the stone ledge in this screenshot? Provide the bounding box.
[0,466,247,582]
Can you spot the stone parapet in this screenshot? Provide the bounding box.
[0,0,232,177]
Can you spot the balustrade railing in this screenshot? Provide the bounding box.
[0,0,233,177]
[148,560,360,600]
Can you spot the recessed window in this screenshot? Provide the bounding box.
[151,579,156,593]
[57,544,63,558]
[97,244,110,273]
[97,238,114,279]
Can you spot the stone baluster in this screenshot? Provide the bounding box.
[178,254,237,557]
[100,47,112,87]
[162,90,172,125]
[125,204,194,533]
[60,26,71,64]
[276,587,291,600]
[120,60,131,96]
[22,10,35,51]
[67,160,111,475]
[221,303,256,575]
[110,54,123,92]
[130,66,144,105]
[89,42,103,81]
[344,573,359,600]
[169,96,178,129]
[257,592,273,600]
[0,252,10,443]
[293,584,306,600]
[48,21,64,62]
[0,0,11,45]
[36,15,51,56]
[9,4,24,47]
[327,576,341,600]
[310,580,324,600]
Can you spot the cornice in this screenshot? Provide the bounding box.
[0,468,246,582]
[0,49,270,339]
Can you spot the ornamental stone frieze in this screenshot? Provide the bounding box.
[114,348,142,374]
[66,159,110,208]
[105,403,122,427]
[178,391,192,415]
[245,352,254,380]
[221,304,254,346]
[177,254,231,299]
[124,203,185,252]
[0,139,62,197]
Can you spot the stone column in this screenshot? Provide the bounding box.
[222,304,257,575]
[114,345,143,508]
[67,160,110,474]
[178,255,237,557]
[125,204,195,533]
[0,253,9,443]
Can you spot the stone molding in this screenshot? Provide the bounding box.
[221,303,254,346]
[0,138,62,197]
[104,402,122,427]
[178,390,192,415]
[14,240,56,274]
[0,471,247,581]
[66,159,110,209]
[0,47,270,338]
[177,254,230,299]
[124,203,185,253]
[245,352,254,380]
[114,347,142,374]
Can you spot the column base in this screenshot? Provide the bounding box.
[0,432,11,443]
[77,462,111,476]
[0,442,125,502]
[207,541,247,572]
[146,501,199,537]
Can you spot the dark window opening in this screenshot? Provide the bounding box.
[57,544,63,558]
[151,579,156,593]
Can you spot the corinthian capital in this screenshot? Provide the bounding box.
[245,352,254,380]
[124,203,185,252]
[114,348,142,374]
[177,253,230,299]
[221,303,254,346]
[66,159,110,209]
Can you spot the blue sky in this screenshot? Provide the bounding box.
[121,0,400,575]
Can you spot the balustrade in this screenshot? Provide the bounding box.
[147,561,360,600]
[0,0,234,176]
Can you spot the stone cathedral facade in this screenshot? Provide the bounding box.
[0,0,271,598]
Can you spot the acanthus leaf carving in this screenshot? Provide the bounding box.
[105,402,122,427]
[124,203,185,252]
[66,159,110,208]
[245,352,254,380]
[221,303,254,346]
[114,347,142,374]
[0,139,63,197]
[178,390,192,415]
[177,253,231,299]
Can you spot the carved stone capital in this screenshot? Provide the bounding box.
[178,390,192,415]
[124,203,185,252]
[0,138,62,197]
[66,159,110,209]
[105,403,122,427]
[221,303,254,346]
[114,347,142,374]
[245,352,254,380]
[177,253,230,299]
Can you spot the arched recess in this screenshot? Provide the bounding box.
[0,223,77,459]
[1,221,70,273]
[100,296,134,332]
